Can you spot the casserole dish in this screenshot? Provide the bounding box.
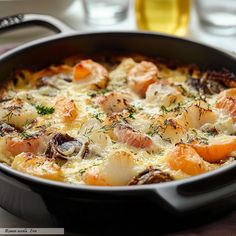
[0,14,236,234]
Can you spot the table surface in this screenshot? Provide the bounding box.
[0,0,236,235]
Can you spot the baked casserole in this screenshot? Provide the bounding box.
[0,55,235,186]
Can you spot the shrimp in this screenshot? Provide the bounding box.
[167,144,211,176]
[114,124,153,149]
[73,60,108,90]
[6,135,46,157]
[56,98,78,123]
[11,152,62,181]
[218,88,236,99]
[216,97,236,121]
[127,61,159,97]
[97,92,132,114]
[192,135,236,163]
[83,150,137,186]
[216,88,236,121]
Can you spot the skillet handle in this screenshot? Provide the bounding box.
[0,13,75,35]
[154,164,236,213]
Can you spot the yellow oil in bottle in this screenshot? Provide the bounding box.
[135,0,190,36]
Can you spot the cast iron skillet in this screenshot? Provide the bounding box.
[0,14,236,234]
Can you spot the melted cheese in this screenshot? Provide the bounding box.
[0,56,235,185]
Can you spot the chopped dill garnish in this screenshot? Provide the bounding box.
[128,112,135,119]
[99,88,111,95]
[88,88,111,98]
[20,131,35,139]
[147,123,160,137]
[160,105,170,113]
[3,111,14,122]
[26,94,33,101]
[176,84,196,99]
[82,133,94,144]
[3,105,22,122]
[160,103,186,115]
[162,137,172,143]
[35,105,55,115]
[99,123,117,132]
[78,168,87,176]
[187,129,209,145]
[198,136,209,145]
[83,126,95,136]
[163,119,169,126]
[158,150,165,156]
[100,125,110,132]
[127,106,136,119]
[23,119,35,129]
[92,112,104,122]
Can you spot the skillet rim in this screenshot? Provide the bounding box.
[0,31,236,191]
[0,30,235,63]
[0,161,236,191]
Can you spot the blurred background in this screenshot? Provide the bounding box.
[0,0,236,53]
[0,0,236,233]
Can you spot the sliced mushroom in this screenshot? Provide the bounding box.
[36,76,59,89]
[113,124,153,149]
[128,167,173,185]
[45,133,89,159]
[188,76,225,95]
[188,69,236,95]
[206,69,236,88]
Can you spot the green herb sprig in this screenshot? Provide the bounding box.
[35,105,55,115]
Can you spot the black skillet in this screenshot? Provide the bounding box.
[0,14,236,234]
